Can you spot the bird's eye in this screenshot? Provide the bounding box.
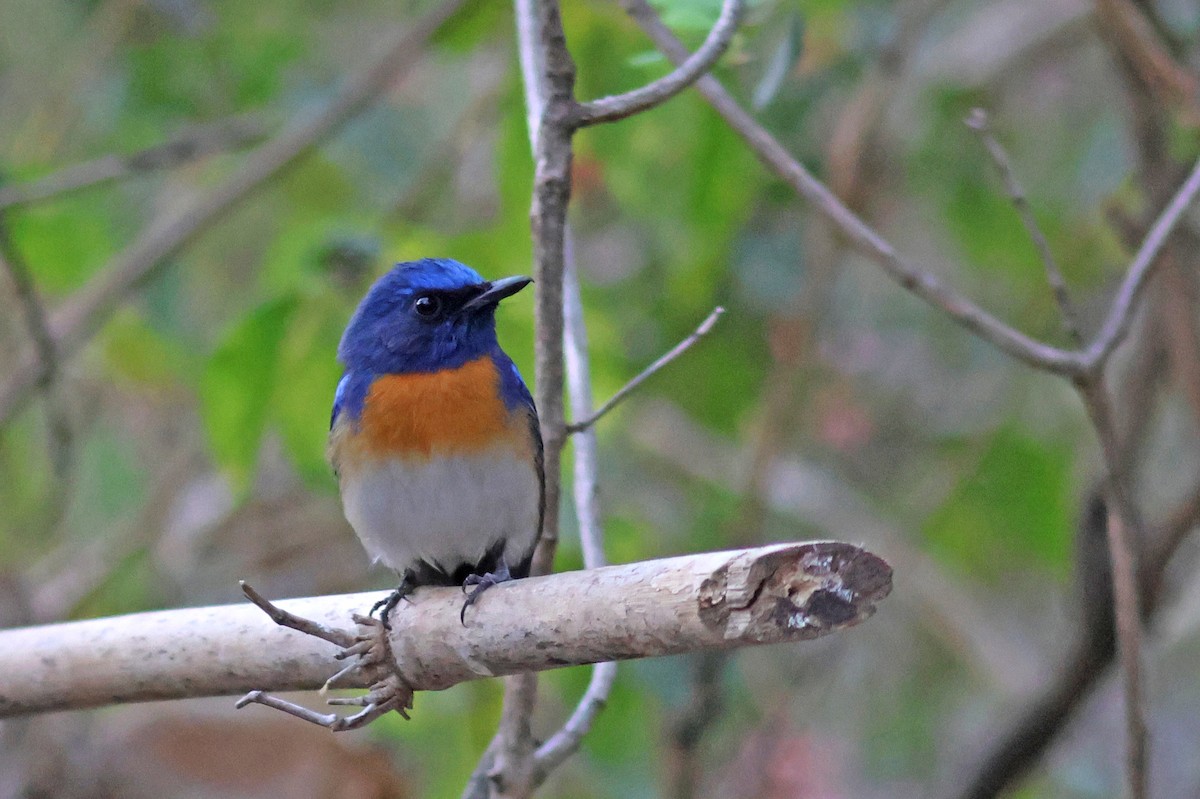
[413,295,441,318]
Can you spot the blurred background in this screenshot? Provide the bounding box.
[3,0,1200,796]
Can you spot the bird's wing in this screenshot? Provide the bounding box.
[494,353,545,554]
[330,373,350,430]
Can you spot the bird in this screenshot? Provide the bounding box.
[328,258,544,625]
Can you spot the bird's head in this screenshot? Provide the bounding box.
[338,258,532,375]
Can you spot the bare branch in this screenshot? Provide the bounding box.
[1094,0,1200,125]
[965,108,1083,346]
[0,214,71,477]
[0,114,267,211]
[0,543,892,719]
[1075,381,1148,799]
[1085,155,1200,372]
[475,3,578,793]
[525,0,575,578]
[623,0,1083,377]
[0,0,471,427]
[572,0,744,127]
[533,256,619,775]
[1104,504,1147,799]
[566,306,724,436]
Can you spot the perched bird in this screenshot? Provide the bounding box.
[328,258,543,624]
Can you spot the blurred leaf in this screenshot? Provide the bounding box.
[7,197,115,293]
[650,0,726,31]
[101,311,195,388]
[752,13,804,111]
[275,294,345,488]
[200,296,299,488]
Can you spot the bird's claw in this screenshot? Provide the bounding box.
[460,571,507,624]
[238,593,413,730]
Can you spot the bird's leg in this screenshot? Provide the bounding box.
[370,571,415,630]
[460,557,514,623]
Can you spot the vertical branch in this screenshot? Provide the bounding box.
[526,0,576,578]
[533,256,618,774]
[484,1,743,793]
[1075,378,1147,799]
[476,3,577,797]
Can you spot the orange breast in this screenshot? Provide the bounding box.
[354,356,516,458]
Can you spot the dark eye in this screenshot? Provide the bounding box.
[413,295,441,318]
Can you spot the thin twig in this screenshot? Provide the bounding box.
[0,113,267,211]
[623,0,1082,377]
[964,108,1083,346]
[0,213,71,477]
[238,581,355,648]
[566,306,724,435]
[0,0,472,428]
[572,0,744,127]
[1085,155,1200,372]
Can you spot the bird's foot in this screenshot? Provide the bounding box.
[460,560,513,624]
[236,582,414,729]
[369,575,414,630]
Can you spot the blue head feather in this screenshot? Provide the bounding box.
[332,258,532,426]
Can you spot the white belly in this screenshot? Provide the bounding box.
[339,445,540,576]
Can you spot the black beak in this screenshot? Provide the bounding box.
[462,275,533,311]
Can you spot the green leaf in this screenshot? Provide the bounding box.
[200,296,299,488]
[275,295,346,488]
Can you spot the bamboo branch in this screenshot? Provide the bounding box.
[0,0,471,427]
[0,543,891,719]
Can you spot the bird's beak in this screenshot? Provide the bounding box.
[463,275,533,311]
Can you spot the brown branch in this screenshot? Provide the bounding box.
[0,113,267,211]
[565,306,724,436]
[623,0,1083,377]
[571,0,743,127]
[0,0,472,427]
[1076,379,1147,799]
[1094,0,1200,126]
[473,3,581,794]
[965,108,1083,346]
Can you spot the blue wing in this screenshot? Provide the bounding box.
[492,350,544,564]
[330,373,350,429]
